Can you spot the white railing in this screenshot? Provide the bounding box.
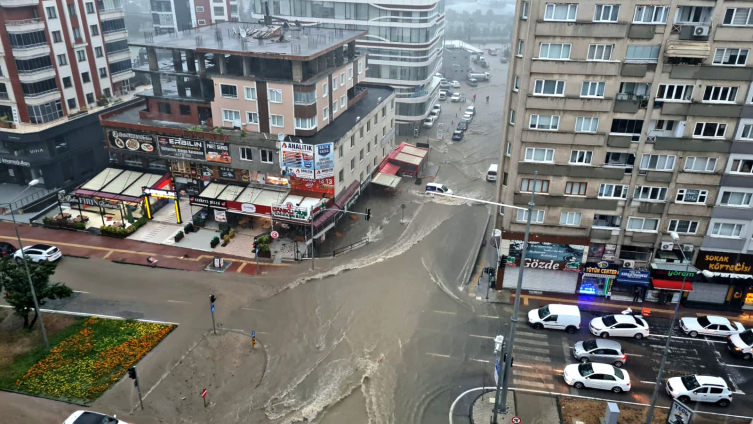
[6,17,43,26]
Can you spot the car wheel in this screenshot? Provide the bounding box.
[566,326,577,334]
[573,382,584,389]
[678,396,690,404]
[744,353,752,360]
[14,257,23,264]
[613,361,623,368]
[717,399,730,407]
[612,387,623,393]
[600,332,609,338]
[689,331,698,337]
[580,357,589,364]
[634,333,644,340]
[533,323,543,330]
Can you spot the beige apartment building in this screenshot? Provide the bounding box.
[495,0,753,306]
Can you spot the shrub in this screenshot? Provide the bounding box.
[210,236,220,248]
[174,231,184,242]
[74,222,86,230]
[257,235,272,245]
[258,244,271,254]
[223,234,230,245]
[184,222,194,233]
[42,217,52,225]
[229,228,236,238]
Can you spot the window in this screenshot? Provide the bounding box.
[260,149,273,163]
[196,6,204,12]
[593,214,622,228]
[684,157,716,172]
[520,178,550,193]
[656,84,693,101]
[72,27,81,40]
[247,112,259,125]
[86,92,94,104]
[724,8,753,27]
[222,109,240,123]
[322,106,329,121]
[332,101,338,114]
[213,6,224,14]
[506,142,512,156]
[539,43,571,59]
[67,98,76,109]
[348,67,353,80]
[270,115,284,128]
[321,82,328,98]
[90,24,99,36]
[640,154,675,170]
[570,150,593,164]
[712,222,743,237]
[76,50,86,62]
[57,54,67,66]
[521,1,529,19]
[693,122,727,139]
[560,212,582,226]
[627,217,659,232]
[611,119,643,134]
[575,117,599,133]
[517,40,524,56]
[198,19,206,25]
[82,72,90,83]
[157,102,171,114]
[358,60,362,74]
[713,48,749,66]
[268,89,282,103]
[633,5,669,24]
[517,209,545,223]
[581,81,605,98]
[654,120,675,131]
[52,31,62,43]
[675,6,712,24]
[46,6,57,18]
[332,77,338,90]
[730,159,753,174]
[594,4,620,22]
[244,87,257,100]
[339,169,344,182]
[350,157,355,170]
[359,149,364,162]
[340,73,345,86]
[99,67,107,78]
[525,147,555,162]
[667,219,698,234]
[676,189,708,203]
[634,186,667,201]
[240,147,253,161]
[533,80,565,96]
[510,110,516,125]
[565,181,587,196]
[514,76,520,91]
[544,3,578,21]
[742,125,753,140]
[63,77,72,88]
[598,184,628,198]
[220,84,238,99]
[341,95,346,108]
[338,145,343,158]
[350,136,355,148]
[67,4,77,15]
[359,127,364,139]
[625,45,661,62]
[95,47,103,58]
[179,105,191,115]
[529,115,560,130]
[85,2,94,13]
[587,44,613,61]
[703,86,738,103]
[720,191,753,207]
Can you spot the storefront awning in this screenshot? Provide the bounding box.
[616,277,650,286]
[702,270,753,280]
[75,167,169,204]
[381,163,400,176]
[371,172,401,189]
[335,181,360,209]
[652,279,694,291]
[313,205,340,228]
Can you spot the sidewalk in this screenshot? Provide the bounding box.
[469,389,560,424]
[0,222,287,275]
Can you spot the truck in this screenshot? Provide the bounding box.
[467,72,491,82]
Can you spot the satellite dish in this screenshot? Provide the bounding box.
[277,132,285,141]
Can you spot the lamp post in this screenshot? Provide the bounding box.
[644,231,692,424]
[5,179,49,350]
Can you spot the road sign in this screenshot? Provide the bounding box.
[251,330,255,338]
[211,304,215,313]
[201,388,207,398]
[271,231,279,239]
[511,417,521,424]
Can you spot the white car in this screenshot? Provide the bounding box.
[563,363,631,393]
[462,113,473,122]
[450,92,462,102]
[439,79,451,89]
[438,91,448,101]
[64,410,128,424]
[14,243,62,263]
[679,315,744,338]
[666,375,733,407]
[451,80,460,88]
[432,104,442,115]
[589,314,649,339]
[435,72,444,79]
[423,116,435,128]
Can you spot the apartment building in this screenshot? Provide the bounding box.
[496,0,753,309]
[100,22,395,237]
[246,0,445,136]
[150,0,242,34]
[0,0,134,191]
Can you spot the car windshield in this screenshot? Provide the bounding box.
[740,330,753,345]
[612,367,624,380]
[583,340,597,351]
[697,316,711,327]
[578,363,594,377]
[680,375,701,390]
[602,315,617,327]
[538,305,550,319]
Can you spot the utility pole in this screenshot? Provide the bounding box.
[209,294,216,334]
[310,209,315,271]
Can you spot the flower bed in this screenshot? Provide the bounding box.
[11,317,175,403]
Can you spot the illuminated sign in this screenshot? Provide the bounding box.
[143,187,177,199]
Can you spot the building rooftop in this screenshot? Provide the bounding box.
[129,22,365,61]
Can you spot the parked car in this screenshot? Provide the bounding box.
[466,105,476,117]
[439,91,448,101]
[13,244,62,263]
[666,375,732,406]
[563,363,631,393]
[680,315,744,338]
[451,80,461,88]
[589,314,649,339]
[452,130,464,141]
[429,109,440,119]
[435,72,444,79]
[439,79,451,89]
[450,92,462,102]
[425,183,453,195]
[457,120,468,131]
[528,304,581,333]
[500,57,508,63]
[467,78,478,87]
[432,104,442,115]
[64,410,127,424]
[728,330,753,359]
[423,116,436,128]
[572,339,626,367]
[462,113,473,122]
[0,241,17,258]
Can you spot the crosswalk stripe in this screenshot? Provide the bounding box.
[513,345,550,355]
[514,338,548,347]
[513,369,554,379]
[511,354,551,362]
[513,379,556,390]
[514,331,548,339]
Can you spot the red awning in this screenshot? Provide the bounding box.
[381,163,400,175]
[652,279,693,291]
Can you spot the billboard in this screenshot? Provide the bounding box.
[281,141,314,174]
[156,135,231,164]
[107,130,155,154]
[290,175,335,195]
[314,143,335,179]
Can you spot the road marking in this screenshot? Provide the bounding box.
[478,314,500,319]
[426,352,451,358]
[512,364,535,369]
[73,290,89,294]
[470,358,490,363]
[515,332,549,340]
[433,310,457,315]
[512,354,551,362]
[722,363,753,370]
[241,308,266,312]
[237,262,247,273]
[512,379,555,390]
[167,300,190,304]
[513,345,550,354]
[469,334,495,340]
[103,250,114,259]
[0,305,180,325]
[640,380,656,384]
[649,334,725,344]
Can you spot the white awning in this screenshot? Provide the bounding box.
[702,270,753,280]
[371,172,401,189]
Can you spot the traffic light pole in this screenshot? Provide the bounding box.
[136,375,144,410]
[309,208,372,270]
[129,367,144,410]
[209,295,216,334]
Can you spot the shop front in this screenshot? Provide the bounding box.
[189,182,289,231]
[649,263,698,305]
[694,251,753,312]
[611,269,651,302]
[579,262,620,298]
[499,236,587,294]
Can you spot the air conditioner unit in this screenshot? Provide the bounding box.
[660,241,674,251]
[623,260,635,269]
[683,244,694,252]
[693,26,710,37]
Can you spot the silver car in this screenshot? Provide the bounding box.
[573,339,626,368]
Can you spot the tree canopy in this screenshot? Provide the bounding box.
[0,260,72,329]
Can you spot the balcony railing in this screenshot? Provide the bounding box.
[25,88,58,98]
[18,66,54,74]
[107,48,130,56]
[98,6,123,12]
[103,27,127,35]
[11,42,48,50]
[6,17,43,26]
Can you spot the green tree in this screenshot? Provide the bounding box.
[0,260,72,329]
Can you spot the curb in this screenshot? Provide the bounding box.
[111,259,191,272]
[468,391,488,424]
[463,211,492,287]
[0,388,90,407]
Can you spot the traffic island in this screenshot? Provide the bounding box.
[470,389,516,424]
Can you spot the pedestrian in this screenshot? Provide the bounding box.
[665,291,674,304]
[633,287,641,303]
[473,94,476,103]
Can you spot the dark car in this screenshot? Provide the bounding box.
[0,242,16,258]
[457,120,468,131]
[452,130,464,141]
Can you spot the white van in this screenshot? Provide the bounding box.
[486,164,498,182]
[528,304,581,333]
[425,183,453,196]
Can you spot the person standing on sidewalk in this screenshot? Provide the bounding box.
[633,287,641,303]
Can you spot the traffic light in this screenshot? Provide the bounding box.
[253,241,258,250]
[210,294,216,304]
[365,208,371,221]
[488,268,494,278]
[128,367,137,379]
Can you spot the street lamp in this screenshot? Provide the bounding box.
[432,172,538,422]
[5,179,49,350]
[645,231,692,424]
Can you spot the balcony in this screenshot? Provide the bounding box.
[535,21,628,38]
[702,236,746,252]
[715,26,753,42]
[513,193,619,211]
[530,60,620,76]
[664,40,711,60]
[98,7,125,20]
[107,49,131,63]
[0,92,12,103]
[614,95,648,113]
[103,29,128,42]
[661,101,742,118]
[628,24,656,39]
[526,96,612,113]
[654,136,732,153]
[0,0,39,7]
[11,43,50,59]
[5,18,45,33]
[637,202,665,214]
[24,90,60,106]
[620,63,656,77]
[675,172,720,186]
[521,130,606,146]
[18,67,56,83]
[606,135,633,148]
[667,65,753,81]
[517,162,626,180]
[111,70,135,83]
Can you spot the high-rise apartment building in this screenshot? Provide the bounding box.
[246,0,445,136]
[496,0,753,310]
[150,0,241,34]
[0,0,134,191]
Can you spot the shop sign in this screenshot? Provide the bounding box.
[508,241,587,263]
[158,135,204,160]
[653,268,696,281]
[272,202,311,221]
[58,193,120,209]
[219,167,235,179]
[584,261,620,276]
[314,143,335,179]
[107,130,155,154]
[603,244,617,261]
[214,210,227,223]
[205,141,231,164]
[503,256,580,272]
[143,187,176,199]
[290,175,335,195]
[695,251,753,275]
[280,142,314,175]
[189,196,227,210]
[226,200,271,216]
[0,157,30,167]
[618,269,650,281]
[242,203,256,214]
